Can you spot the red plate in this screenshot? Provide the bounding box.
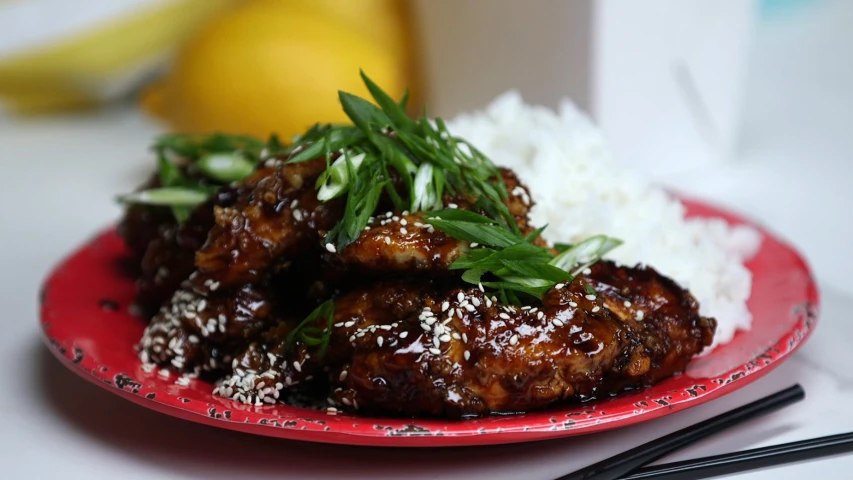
[39,199,819,447]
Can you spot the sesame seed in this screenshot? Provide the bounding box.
[478,282,485,292]
[462,333,468,343]
[485,298,493,308]
[624,300,632,307]
[197,300,207,311]
[293,361,302,373]
[448,203,459,209]
[209,281,220,291]
[552,319,564,327]
[452,332,461,340]
[384,237,391,245]
[439,334,451,343]
[636,310,645,320]
[470,242,479,248]
[341,398,352,406]
[582,268,592,275]
[421,323,431,331]
[464,350,471,361]
[569,301,578,307]
[344,320,355,328]
[399,331,409,339]
[537,311,545,320]
[400,227,408,235]
[425,317,437,325]
[400,219,408,226]
[334,322,344,327]
[441,301,450,312]
[457,309,464,319]
[457,292,465,302]
[349,335,356,342]
[285,376,293,386]
[327,407,338,415]
[555,283,565,289]
[429,347,442,355]
[293,209,303,221]
[433,337,441,348]
[464,304,476,312]
[290,199,299,209]
[471,297,481,307]
[499,313,510,320]
[325,243,337,253]
[509,334,519,345]
[592,306,601,313]
[459,300,469,308]
[339,371,348,381]
[585,294,597,300]
[377,336,384,347]
[422,310,434,317]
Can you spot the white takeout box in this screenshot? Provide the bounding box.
[413,0,757,179]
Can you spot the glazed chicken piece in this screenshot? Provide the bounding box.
[318,262,714,418]
[138,281,283,376]
[193,158,343,290]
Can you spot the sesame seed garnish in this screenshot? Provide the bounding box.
[509,334,519,345]
[592,306,601,313]
[537,311,545,320]
[209,281,220,291]
[624,300,632,307]
[400,219,408,226]
[464,350,471,361]
[478,282,485,292]
[344,320,355,328]
[456,309,464,319]
[290,199,299,209]
[552,319,564,327]
[441,301,450,312]
[400,227,408,235]
[327,407,338,415]
[582,268,592,275]
[585,294,596,300]
[459,299,469,308]
[293,361,302,373]
[470,242,479,248]
[462,333,468,343]
[555,283,565,289]
[334,322,344,327]
[448,203,459,209]
[433,337,441,348]
[569,301,578,307]
[452,332,461,340]
[499,313,510,320]
[293,209,303,221]
[339,371,348,381]
[636,310,645,320]
[385,237,391,245]
[377,336,384,347]
[399,331,409,339]
[425,317,437,325]
[457,292,465,302]
[325,243,337,253]
[485,297,493,308]
[429,347,441,355]
[464,304,476,312]
[439,334,451,343]
[471,297,481,307]
[421,323,431,331]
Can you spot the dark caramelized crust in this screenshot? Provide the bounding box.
[321,262,713,418]
[193,159,343,289]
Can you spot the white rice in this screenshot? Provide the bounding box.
[448,92,762,351]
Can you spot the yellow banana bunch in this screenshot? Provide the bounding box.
[0,0,231,114]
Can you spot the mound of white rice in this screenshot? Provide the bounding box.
[448,92,762,351]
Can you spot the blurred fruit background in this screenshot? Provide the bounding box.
[0,0,418,140]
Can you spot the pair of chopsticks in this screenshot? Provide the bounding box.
[558,384,853,480]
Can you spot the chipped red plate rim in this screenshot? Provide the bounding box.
[39,198,819,447]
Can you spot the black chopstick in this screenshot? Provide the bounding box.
[555,384,805,480]
[620,431,853,479]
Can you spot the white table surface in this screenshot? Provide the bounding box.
[3,6,853,478]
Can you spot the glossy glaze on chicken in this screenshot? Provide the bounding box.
[123,153,716,418]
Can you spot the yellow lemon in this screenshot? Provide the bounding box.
[142,1,407,140]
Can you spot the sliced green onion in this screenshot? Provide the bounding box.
[317,152,366,201]
[118,187,210,207]
[197,152,255,183]
[550,235,623,274]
